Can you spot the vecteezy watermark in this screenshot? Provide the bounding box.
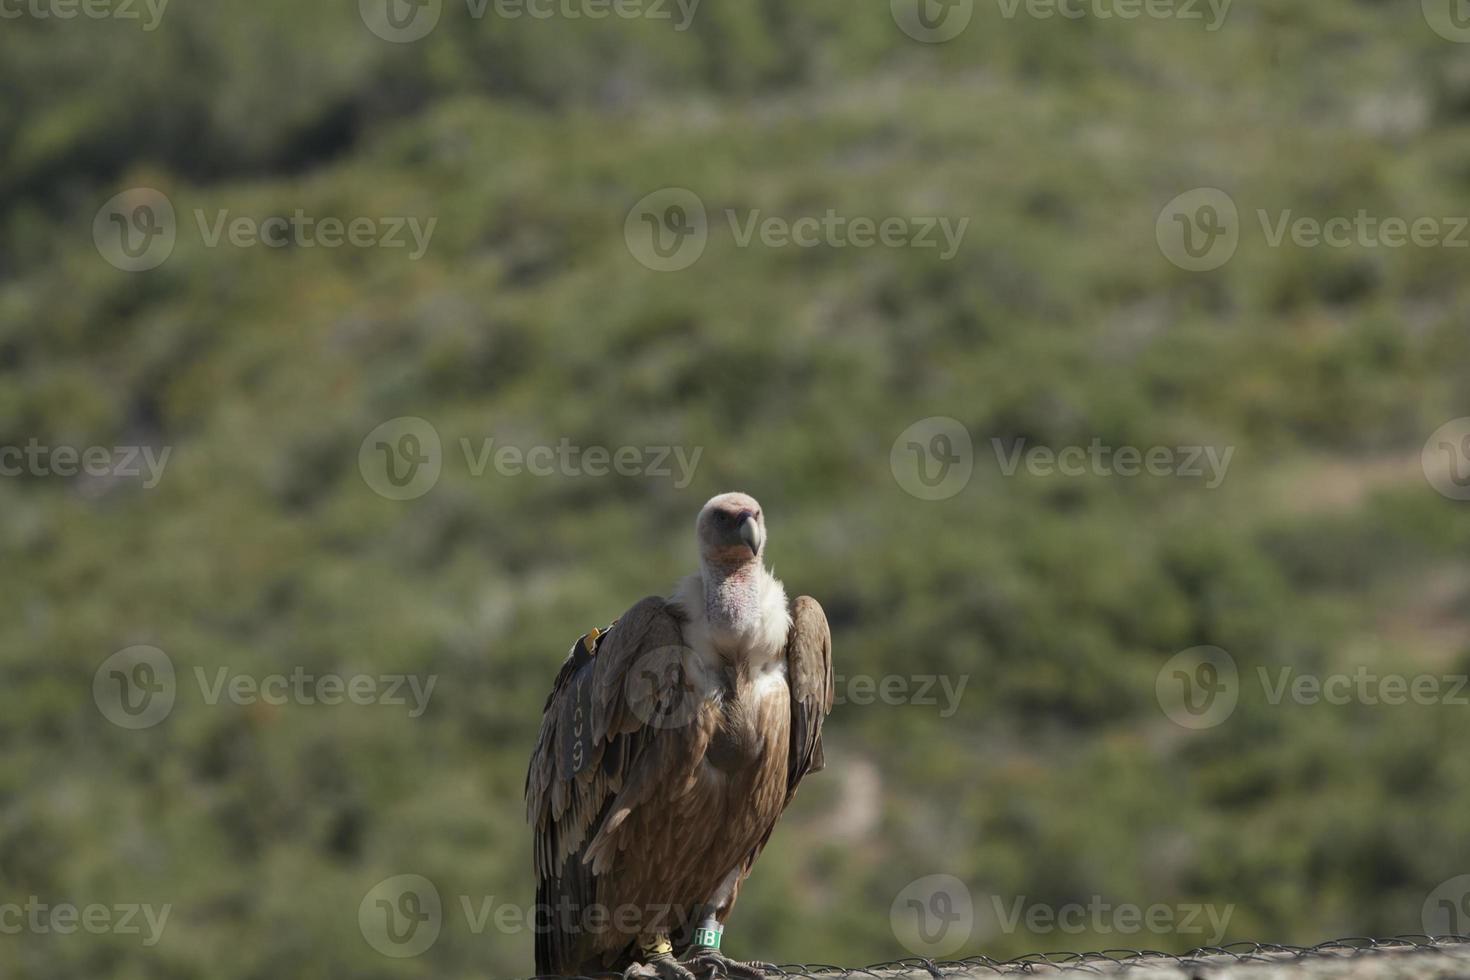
[1423,875,1470,936]
[1423,0,1470,43]
[193,667,436,717]
[193,209,436,260]
[1156,646,1240,729]
[359,877,736,958]
[890,874,975,958]
[890,417,975,502]
[1422,417,1470,501]
[892,0,1228,43]
[0,0,168,30]
[93,646,437,729]
[460,438,701,488]
[992,438,1235,489]
[486,0,698,27]
[1257,211,1470,251]
[890,419,1233,501]
[989,895,1234,945]
[1158,187,1470,272]
[0,899,171,946]
[992,0,1230,29]
[1157,646,1470,730]
[727,210,969,261]
[832,674,969,718]
[359,0,698,43]
[0,439,171,488]
[1257,666,1470,708]
[358,417,703,501]
[890,875,1235,954]
[93,188,437,272]
[624,188,971,272]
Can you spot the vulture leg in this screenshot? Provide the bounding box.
[623,954,699,980]
[680,950,777,980]
[620,940,699,980]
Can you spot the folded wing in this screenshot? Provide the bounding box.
[524,596,697,974]
[783,595,834,800]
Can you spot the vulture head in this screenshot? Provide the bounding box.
[696,492,766,566]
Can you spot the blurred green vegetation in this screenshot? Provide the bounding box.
[4,1,1470,978]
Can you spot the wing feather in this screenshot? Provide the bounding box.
[783,595,834,799]
[525,596,692,975]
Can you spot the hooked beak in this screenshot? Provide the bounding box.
[737,512,763,558]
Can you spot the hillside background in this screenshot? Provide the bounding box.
[5,2,1470,978]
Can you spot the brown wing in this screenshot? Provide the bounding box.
[713,596,835,927]
[782,595,834,800]
[525,596,697,975]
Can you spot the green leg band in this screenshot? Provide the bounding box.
[692,922,723,950]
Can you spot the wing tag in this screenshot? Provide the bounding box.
[562,626,610,776]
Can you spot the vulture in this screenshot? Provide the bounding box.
[526,492,834,979]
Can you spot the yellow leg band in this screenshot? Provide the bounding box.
[641,937,673,957]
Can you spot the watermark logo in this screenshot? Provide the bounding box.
[891,417,974,501]
[360,0,442,41]
[625,188,708,272]
[94,647,437,728]
[891,874,974,958]
[1162,188,1470,271]
[1423,418,1470,501]
[359,417,444,501]
[1423,0,1470,43]
[93,646,176,730]
[1423,875,1470,936]
[1156,645,1238,729]
[360,874,443,957]
[360,420,702,500]
[95,190,435,270]
[891,0,974,42]
[625,646,703,730]
[94,188,176,272]
[1156,188,1239,272]
[358,892,724,946]
[626,189,969,270]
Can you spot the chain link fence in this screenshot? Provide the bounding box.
[540,936,1470,979]
[761,936,1470,978]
